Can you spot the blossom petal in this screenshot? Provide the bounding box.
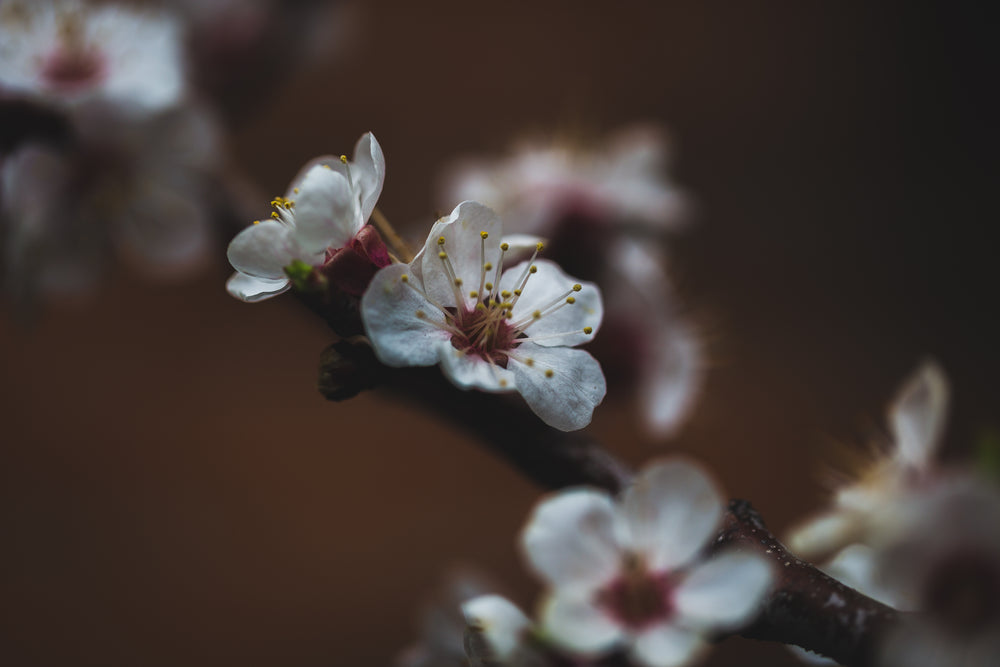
[673,552,772,631]
[619,459,724,570]
[225,272,290,302]
[361,263,452,367]
[888,360,949,470]
[418,201,504,307]
[437,340,516,393]
[462,595,532,662]
[786,510,861,559]
[520,488,621,590]
[503,259,602,347]
[351,132,386,222]
[227,220,298,279]
[509,344,606,431]
[640,322,702,437]
[539,591,624,655]
[631,623,706,667]
[292,165,360,253]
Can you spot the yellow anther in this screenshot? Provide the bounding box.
[475,303,487,311]
[545,369,555,378]
[270,211,279,219]
[415,310,426,319]
[321,164,331,170]
[501,302,513,309]
[484,262,493,271]
[469,290,478,298]
[525,358,535,367]
[437,236,446,245]
[454,278,463,286]
[499,379,508,387]
[485,282,493,290]
[533,310,542,319]
[501,290,512,299]
[529,265,538,274]
[438,251,448,259]
[252,220,260,225]
[583,326,593,334]
[340,155,348,163]
[572,284,582,292]
[500,242,509,251]
[400,274,409,282]
[513,289,522,296]
[480,231,489,239]
[566,296,576,304]
[536,241,545,251]
[293,188,299,194]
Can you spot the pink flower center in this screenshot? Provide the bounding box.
[41,47,106,93]
[449,301,519,365]
[597,553,675,630]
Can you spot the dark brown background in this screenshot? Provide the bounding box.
[2,1,997,665]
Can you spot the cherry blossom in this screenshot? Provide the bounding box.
[519,458,772,667]
[226,132,386,302]
[361,201,605,431]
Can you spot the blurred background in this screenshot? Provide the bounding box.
[1,1,997,665]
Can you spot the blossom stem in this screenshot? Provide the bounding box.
[371,207,413,263]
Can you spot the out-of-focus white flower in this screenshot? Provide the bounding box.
[361,201,606,431]
[519,459,772,667]
[0,0,184,116]
[439,128,699,438]
[1,103,218,298]
[226,132,386,302]
[462,595,536,667]
[788,361,949,558]
[873,477,1000,667]
[442,127,685,236]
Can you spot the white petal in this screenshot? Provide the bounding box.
[520,488,622,590]
[619,459,724,570]
[361,263,452,367]
[824,544,901,608]
[674,552,773,631]
[888,360,949,470]
[225,272,290,302]
[786,511,861,559]
[631,623,706,667]
[351,132,386,222]
[509,344,606,431]
[640,322,703,437]
[291,165,360,253]
[539,592,624,655]
[418,201,504,307]
[226,220,298,279]
[502,260,603,347]
[437,340,516,393]
[462,595,531,662]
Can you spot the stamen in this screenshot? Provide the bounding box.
[511,284,584,330]
[340,154,354,190]
[436,239,467,311]
[545,369,555,378]
[488,242,509,302]
[478,232,489,297]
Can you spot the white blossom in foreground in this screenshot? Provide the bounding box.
[520,459,773,667]
[788,360,949,558]
[361,201,606,431]
[226,132,385,302]
[440,127,699,438]
[0,0,184,116]
[462,595,536,667]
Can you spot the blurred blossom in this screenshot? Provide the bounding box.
[519,458,772,667]
[873,477,1000,667]
[226,132,388,302]
[462,595,540,667]
[787,361,950,559]
[362,201,606,432]
[2,102,219,299]
[440,128,700,438]
[0,0,185,117]
[397,569,497,667]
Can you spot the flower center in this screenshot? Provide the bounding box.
[41,11,106,93]
[597,553,674,630]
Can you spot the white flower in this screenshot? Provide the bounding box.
[519,459,773,667]
[2,103,218,297]
[361,201,606,431]
[0,0,185,116]
[462,595,534,666]
[226,132,385,302]
[788,361,949,558]
[441,126,686,236]
[439,128,700,438]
